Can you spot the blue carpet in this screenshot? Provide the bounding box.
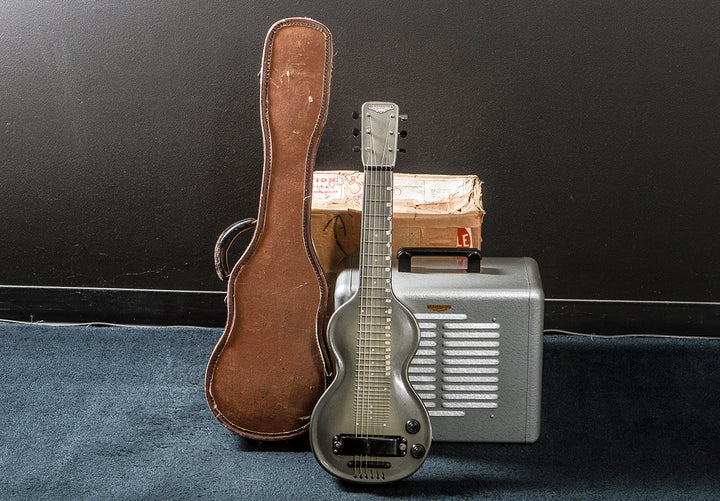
[1,323,718,499]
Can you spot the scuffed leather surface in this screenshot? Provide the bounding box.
[205,18,332,440]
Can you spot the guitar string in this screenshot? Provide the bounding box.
[357,110,375,478]
[372,129,384,478]
[370,112,392,478]
[355,124,366,477]
[356,109,375,475]
[377,120,392,481]
[367,113,383,477]
[365,115,377,478]
[363,126,374,477]
[365,112,379,477]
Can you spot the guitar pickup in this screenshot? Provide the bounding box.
[332,434,407,457]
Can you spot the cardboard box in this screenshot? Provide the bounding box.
[311,171,484,276]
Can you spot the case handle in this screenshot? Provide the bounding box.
[396,247,482,273]
[214,218,257,281]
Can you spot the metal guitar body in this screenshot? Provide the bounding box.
[309,101,431,483]
[309,290,432,483]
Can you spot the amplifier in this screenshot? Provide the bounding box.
[333,249,544,443]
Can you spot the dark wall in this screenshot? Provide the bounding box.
[2,1,719,303]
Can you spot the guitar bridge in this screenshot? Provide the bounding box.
[332,434,407,457]
[347,460,392,469]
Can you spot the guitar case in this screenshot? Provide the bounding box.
[205,18,333,441]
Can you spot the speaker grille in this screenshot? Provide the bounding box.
[409,313,500,417]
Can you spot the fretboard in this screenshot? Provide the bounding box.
[355,166,394,433]
[359,166,394,302]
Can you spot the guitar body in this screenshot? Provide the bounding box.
[309,102,431,483]
[310,292,431,482]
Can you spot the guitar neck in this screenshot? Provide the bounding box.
[359,166,394,300]
[354,103,401,428]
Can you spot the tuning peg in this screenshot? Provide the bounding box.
[352,111,360,119]
[352,128,360,137]
[397,148,406,153]
[399,114,408,121]
[399,130,407,138]
[352,146,361,152]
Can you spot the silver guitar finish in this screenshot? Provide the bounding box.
[309,291,432,483]
[309,102,431,483]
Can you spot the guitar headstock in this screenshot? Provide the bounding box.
[359,102,403,168]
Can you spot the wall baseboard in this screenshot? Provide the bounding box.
[0,286,226,327]
[0,286,718,336]
[544,298,720,337]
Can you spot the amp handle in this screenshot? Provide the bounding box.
[396,247,482,273]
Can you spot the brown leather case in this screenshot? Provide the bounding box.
[205,18,333,441]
